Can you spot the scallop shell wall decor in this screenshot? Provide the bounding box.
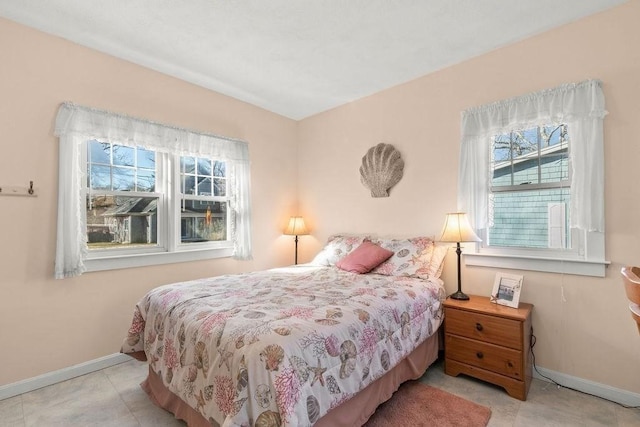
[359,143,404,197]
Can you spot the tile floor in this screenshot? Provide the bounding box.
[1,358,638,426]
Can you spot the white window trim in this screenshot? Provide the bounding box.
[84,247,234,272]
[53,102,252,279]
[458,80,608,277]
[465,231,609,277]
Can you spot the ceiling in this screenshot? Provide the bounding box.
[0,0,627,120]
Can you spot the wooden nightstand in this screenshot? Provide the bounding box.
[443,295,533,400]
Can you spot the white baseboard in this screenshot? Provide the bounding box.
[0,353,133,401]
[533,366,640,407]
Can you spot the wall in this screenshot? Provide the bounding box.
[298,1,640,395]
[0,18,298,385]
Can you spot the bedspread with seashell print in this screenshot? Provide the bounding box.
[121,265,445,426]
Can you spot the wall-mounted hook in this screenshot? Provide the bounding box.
[0,181,37,197]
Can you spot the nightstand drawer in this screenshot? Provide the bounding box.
[445,307,522,349]
[446,334,523,380]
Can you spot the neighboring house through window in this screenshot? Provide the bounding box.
[458,80,608,276]
[54,103,252,279]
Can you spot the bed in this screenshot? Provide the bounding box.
[121,235,447,426]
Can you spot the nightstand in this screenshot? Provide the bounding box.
[443,295,533,400]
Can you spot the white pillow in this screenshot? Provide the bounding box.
[311,234,370,266]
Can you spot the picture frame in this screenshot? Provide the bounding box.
[490,272,524,308]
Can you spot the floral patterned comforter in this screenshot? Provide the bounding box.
[121,265,445,426]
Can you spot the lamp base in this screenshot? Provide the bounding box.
[449,290,470,300]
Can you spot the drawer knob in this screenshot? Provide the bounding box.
[475,323,483,332]
[476,351,484,359]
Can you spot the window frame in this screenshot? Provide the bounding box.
[53,102,251,279]
[458,80,608,277]
[176,155,231,250]
[83,146,235,273]
[484,123,575,256]
[84,140,166,257]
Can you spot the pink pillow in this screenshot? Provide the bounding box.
[336,241,394,274]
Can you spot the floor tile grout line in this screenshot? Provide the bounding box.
[19,394,26,427]
[102,363,144,427]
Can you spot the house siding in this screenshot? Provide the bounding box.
[490,157,569,248]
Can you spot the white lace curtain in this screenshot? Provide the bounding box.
[54,102,252,279]
[458,79,607,234]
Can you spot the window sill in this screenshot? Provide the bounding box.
[84,247,234,273]
[464,253,610,277]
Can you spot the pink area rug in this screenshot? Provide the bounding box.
[365,380,492,427]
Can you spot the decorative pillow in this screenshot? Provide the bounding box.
[336,241,394,274]
[370,236,434,278]
[426,243,449,279]
[310,234,370,266]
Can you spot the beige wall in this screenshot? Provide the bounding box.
[298,1,640,395]
[0,18,298,385]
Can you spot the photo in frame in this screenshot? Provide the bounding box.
[491,272,524,308]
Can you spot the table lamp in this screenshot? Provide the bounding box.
[439,212,481,300]
[284,216,309,265]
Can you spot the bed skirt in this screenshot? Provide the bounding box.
[140,331,440,426]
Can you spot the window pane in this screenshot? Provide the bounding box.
[513,159,539,186]
[137,148,155,169]
[86,195,158,249]
[492,133,512,187]
[543,124,566,147]
[112,167,135,191]
[112,145,135,167]
[89,140,110,164]
[213,161,226,177]
[540,152,569,183]
[492,124,569,188]
[182,175,196,194]
[90,165,111,190]
[181,201,227,243]
[197,177,212,196]
[181,156,195,174]
[137,169,156,192]
[214,178,226,196]
[197,158,211,175]
[488,188,570,248]
[512,128,538,159]
[493,134,511,162]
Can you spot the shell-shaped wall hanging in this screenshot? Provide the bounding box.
[359,143,404,197]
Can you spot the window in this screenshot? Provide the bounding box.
[488,124,570,249]
[86,141,160,250]
[85,142,233,254]
[179,156,228,244]
[458,80,607,276]
[54,103,252,279]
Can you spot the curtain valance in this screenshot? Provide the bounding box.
[461,80,607,139]
[54,102,249,162]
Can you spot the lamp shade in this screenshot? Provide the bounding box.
[439,212,481,243]
[284,216,309,236]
